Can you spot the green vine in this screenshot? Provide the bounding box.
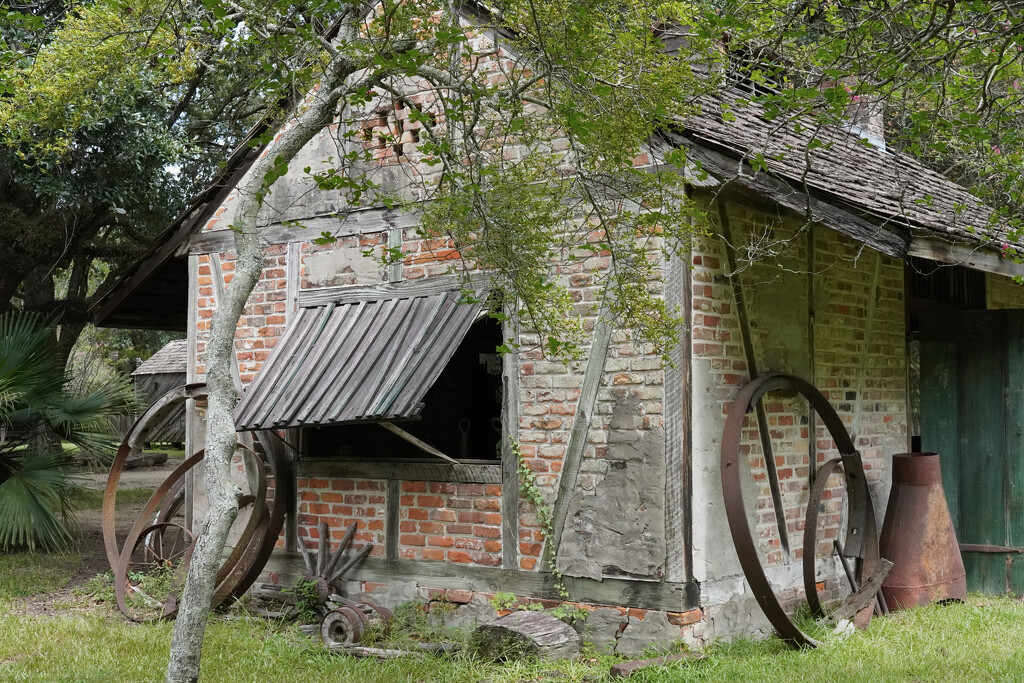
[511,437,569,600]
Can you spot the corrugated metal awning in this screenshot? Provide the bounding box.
[234,289,484,430]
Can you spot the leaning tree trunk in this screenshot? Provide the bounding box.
[165,59,355,683]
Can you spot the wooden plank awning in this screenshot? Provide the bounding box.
[234,289,484,430]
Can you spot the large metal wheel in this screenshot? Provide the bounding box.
[103,384,289,621]
[720,373,879,648]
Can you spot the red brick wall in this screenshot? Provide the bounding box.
[296,477,387,557]
[398,481,502,566]
[691,197,906,574]
[293,477,504,567]
[193,246,289,385]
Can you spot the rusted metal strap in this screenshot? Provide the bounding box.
[959,544,1024,554]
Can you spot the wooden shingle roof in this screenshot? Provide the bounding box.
[132,339,188,376]
[674,91,1019,254]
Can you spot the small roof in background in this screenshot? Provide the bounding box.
[132,339,188,376]
[234,289,484,431]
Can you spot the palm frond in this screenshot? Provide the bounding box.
[0,452,77,552]
[0,312,137,550]
[0,313,66,423]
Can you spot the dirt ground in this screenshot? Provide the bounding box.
[76,457,181,491]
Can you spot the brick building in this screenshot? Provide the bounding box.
[94,22,1024,652]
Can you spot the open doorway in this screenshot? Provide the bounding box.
[905,256,986,452]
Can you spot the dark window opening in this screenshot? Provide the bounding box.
[304,316,504,463]
[906,256,985,328]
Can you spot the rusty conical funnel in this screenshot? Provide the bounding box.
[879,452,966,610]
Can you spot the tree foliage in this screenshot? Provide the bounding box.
[703,0,1024,236]
[0,0,305,355]
[0,312,135,551]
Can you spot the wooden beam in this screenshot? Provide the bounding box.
[261,552,700,613]
[378,421,459,464]
[386,479,400,564]
[189,209,423,254]
[298,458,502,484]
[544,304,614,570]
[663,237,692,583]
[388,216,404,283]
[851,252,882,441]
[807,227,818,486]
[908,237,1024,278]
[185,254,200,532]
[286,241,302,324]
[298,272,492,307]
[717,198,791,558]
[501,313,521,570]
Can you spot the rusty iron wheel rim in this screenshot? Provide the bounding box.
[721,373,879,648]
[104,384,289,620]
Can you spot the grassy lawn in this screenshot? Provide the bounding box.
[3,599,1024,682]
[3,550,1024,682]
[69,487,154,510]
[0,553,80,601]
[159,447,186,460]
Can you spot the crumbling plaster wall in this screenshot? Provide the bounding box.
[689,196,907,638]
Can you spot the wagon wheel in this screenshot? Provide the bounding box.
[296,519,373,593]
[111,445,270,621]
[144,483,188,566]
[120,522,196,622]
[104,384,290,621]
[320,605,367,646]
[140,522,194,570]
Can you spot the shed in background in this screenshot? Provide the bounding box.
[131,339,187,447]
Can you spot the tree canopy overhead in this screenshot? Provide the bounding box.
[708,0,1024,231]
[0,0,317,357]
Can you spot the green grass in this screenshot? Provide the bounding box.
[0,553,80,600]
[69,487,154,510]
[2,589,1024,681]
[157,447,186,460]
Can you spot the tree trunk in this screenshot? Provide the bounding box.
[164,56,355,683]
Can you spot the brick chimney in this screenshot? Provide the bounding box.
[842,78,886,151]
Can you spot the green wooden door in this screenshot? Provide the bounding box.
[920,310,1024,595]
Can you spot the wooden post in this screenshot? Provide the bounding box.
[852,251,882,442]
[501,313,521,570]
[717,198,791,558]
[543,302,613,570]
[386,479,400,565]
[284,241,302,552]
[185,254,200,532]
[807,227,818,484]
[664,236,693,583]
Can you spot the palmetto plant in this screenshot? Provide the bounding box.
[0,313,136,551]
